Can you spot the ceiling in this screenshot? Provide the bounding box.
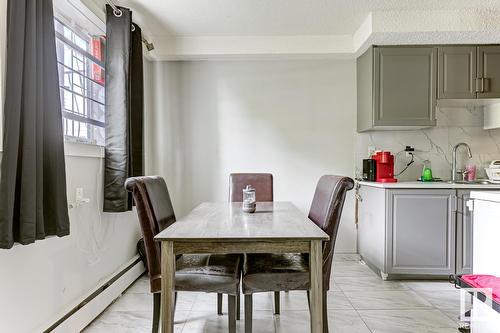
[81,0,500,60]
[101,0,500,37]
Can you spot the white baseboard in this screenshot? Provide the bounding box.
[40,255,145,333]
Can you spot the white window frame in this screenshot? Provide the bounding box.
[55,17,106,146]
[53,0,106,148]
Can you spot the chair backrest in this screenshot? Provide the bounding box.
[308,175,354,290]
[125,176,176,293]
[229,173,274,202]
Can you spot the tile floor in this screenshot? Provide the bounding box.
[83,254,468,332]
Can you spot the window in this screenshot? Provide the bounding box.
[55,18,106,145]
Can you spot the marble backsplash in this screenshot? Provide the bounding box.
[355,106,500,181]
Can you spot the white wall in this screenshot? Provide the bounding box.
[0,149,142,333]
[146,59,358,252]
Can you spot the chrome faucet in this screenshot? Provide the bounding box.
[451,142,472,182]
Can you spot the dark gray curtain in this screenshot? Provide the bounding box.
[103,5,144,212]
[0,0,70,249]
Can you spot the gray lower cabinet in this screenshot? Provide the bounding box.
[386,189,456,276]
[357,185,479,279]
[357,46,437,132]
[438,46,477,99]
[456,190,473,275]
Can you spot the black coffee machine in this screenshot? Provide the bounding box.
[362,159,376,181]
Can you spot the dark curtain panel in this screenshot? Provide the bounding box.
[130,24,144,179]
[0,0,70,249]
[103,6,144,212]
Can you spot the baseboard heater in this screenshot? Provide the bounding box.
[42,255,145,333]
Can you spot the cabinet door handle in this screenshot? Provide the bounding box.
[483,77,490,93]
[475,78,482,93]
[466,199,474,212]
[476,78,487,93]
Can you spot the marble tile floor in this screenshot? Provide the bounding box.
[83,254,468,333]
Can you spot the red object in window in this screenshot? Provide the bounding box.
[372,151,397,183]
[91,37,105,85]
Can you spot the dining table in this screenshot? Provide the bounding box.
[154,201,330,333]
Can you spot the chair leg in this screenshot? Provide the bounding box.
[274,291,280,315]
[217,293,223,315]
[323,291,329,333]
[236,292,241,320]
[228,295,237,333]
[244,294,253,333]
[174,291,178,312]
[152,293,161,333]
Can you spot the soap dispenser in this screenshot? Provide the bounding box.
[421,160,433,182]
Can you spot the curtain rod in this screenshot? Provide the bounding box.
[104,0,155,51]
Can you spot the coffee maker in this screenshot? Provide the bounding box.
[372,151,397,183]
[362,159,377,181]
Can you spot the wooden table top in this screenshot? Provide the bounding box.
[154,201,329,242]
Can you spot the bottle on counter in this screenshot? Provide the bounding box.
[421,160,433,182]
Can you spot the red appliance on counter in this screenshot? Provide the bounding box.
[372,151,397,183]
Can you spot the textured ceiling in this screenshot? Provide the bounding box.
[79,0,500,59]
[111,0,500,37]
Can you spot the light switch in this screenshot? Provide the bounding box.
[76,187,84,201]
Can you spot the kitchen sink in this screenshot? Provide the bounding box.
[447,180,493,185]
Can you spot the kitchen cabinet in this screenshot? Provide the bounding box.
[386,189,456,276]
[357,44,500,132]
[438,46,477,99]
[357,46,437,132]
[477,46,500,98]
[456,190,473,275]
[358,186,456,279]
[438,45,500,99]
[357,183,500,279]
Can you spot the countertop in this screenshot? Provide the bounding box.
[358,180,500,189]
[471,191,500,202]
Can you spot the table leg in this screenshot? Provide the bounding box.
[161,241,175,333]
[310,240,323,333]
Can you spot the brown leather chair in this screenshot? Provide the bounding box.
[242,175,354,333]
[229,173,273,202]
[227,173,280,316]
[125,176,242,333]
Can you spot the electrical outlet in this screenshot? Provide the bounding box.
[404,146,415,158]
[76,187,84,201]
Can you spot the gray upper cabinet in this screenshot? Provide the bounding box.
[357,47,374,132]
[438,45,500,99]
[477,46,500,98]
[357,46,437,132]
[386,189,456,276]
[438,46,477,99]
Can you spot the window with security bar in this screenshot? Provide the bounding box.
[55,18,105,145]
